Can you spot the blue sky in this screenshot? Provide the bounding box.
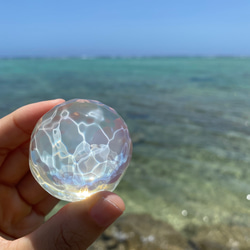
[0,1,250,57]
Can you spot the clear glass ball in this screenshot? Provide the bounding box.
[29,99,132,202]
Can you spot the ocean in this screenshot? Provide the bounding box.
[1,57,250,242]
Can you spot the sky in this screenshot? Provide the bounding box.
[0,1,250,57]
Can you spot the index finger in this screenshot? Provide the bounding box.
[0,99,65,158]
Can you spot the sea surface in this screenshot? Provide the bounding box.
[1,57,250,239]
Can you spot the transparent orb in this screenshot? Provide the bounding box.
[29,99,132,202]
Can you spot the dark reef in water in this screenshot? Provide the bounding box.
[89,213,250,250]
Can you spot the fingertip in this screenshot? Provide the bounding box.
[48,98,65,104]
[90,192,125,228]
[103,192,126,213]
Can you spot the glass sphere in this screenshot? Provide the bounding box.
[29,99,132,202]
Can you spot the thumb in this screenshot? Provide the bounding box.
[18,191,125,250]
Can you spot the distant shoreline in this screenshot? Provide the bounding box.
[1,55,250,60]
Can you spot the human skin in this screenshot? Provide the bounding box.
[0,99,125,250]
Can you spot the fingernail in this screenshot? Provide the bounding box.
[90,194,125,227]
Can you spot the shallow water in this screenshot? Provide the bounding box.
[1,57,250,234]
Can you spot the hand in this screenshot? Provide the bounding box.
[0,99,125,249]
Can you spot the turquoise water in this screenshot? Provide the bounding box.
[1,57,250,234]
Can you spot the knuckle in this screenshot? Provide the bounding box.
[55,225,84,250]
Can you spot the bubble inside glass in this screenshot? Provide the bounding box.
[29,99,132,202]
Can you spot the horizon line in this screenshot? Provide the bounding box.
[1,54,250,59]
